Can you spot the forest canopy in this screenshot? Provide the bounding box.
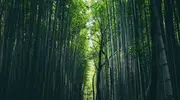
[0,0,180,100]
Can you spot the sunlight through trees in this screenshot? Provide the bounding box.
[0,0,180,100]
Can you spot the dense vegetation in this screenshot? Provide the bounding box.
[0,0,180,100]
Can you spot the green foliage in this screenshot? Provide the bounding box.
[91,1,106,17]
[70,3,89,32]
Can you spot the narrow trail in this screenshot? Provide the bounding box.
[0,0,180,100]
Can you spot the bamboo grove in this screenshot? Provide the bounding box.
[0,0,180,100]
[0,0,89,100]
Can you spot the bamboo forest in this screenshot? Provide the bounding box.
[1,0,180,100]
